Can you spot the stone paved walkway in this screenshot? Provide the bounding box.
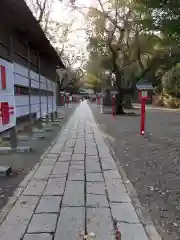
[0,102,150,240]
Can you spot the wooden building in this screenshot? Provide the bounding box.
[0,0,64,133]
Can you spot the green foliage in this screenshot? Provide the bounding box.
[84,0,180,101]
[162,67,180,98]
[83,73,101,92]
[135,0,180,44]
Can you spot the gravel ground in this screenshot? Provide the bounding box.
[89,102,180,240]
[0,104,78,210]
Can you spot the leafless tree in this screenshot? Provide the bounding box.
[26,0,57,33]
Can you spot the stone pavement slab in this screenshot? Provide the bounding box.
[106,178,131,203]
[71,153,85,161]
[0,196,39,240]
[68,169,84,181]
[51,162,69,176]
[69,163,84,171]
[43,178,66,196]
[57,155,71,161]
[32,165,54,180]
[62,181,84,207]
[111,202,140,223]
[0,102,157,240]
[87,193,109,207]
[24,233,53,240]
[35,196,61,213]
[117,222,149,240]
[54,207,84,240]
[23,179,47,196]
[87,182,106,195]
[41,157,57,165]
[86,160,101,173]
[87,208,114,240]
[86,172,104,182]
[27,213,57,233]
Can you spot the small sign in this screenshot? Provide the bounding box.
[111,90,118,95]
[141,91,147,97]
[136,79,153,91]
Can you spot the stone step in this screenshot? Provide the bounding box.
[0,166,12,177]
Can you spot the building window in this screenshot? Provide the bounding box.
[14,85,53,96]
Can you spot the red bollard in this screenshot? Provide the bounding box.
[116,230,121,240]
[137,87,152,136]
[112,95,115,117]
[98,96,100,105]
[140,98,146,135]
[113,219,121,240]
[61,95,64,105]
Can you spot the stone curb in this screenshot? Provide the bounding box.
[133,104,180,112]
[0,146,33,153]
[90,107,162,240]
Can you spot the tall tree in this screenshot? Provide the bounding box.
[135,0,180,44]
[84,0,180,113]
[26,0,56,32]
[26,0,84,89]
[85,0,154,113]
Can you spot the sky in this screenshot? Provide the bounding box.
[25,0,98,68]
[50,0,98,67]
[50,1,89,59]
[26,0,99,68]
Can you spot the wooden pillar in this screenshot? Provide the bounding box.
[51,79,54,120]
[9,35,18,149]
[55,75,58,118]
[46,77,49,122]
[37,52,42,120]
[27,45,33,127]
[51,75,58,120]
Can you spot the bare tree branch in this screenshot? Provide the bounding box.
[37,0,47,23]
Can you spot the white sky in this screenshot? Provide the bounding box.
[50,0,97,67]
[26,0,100,68]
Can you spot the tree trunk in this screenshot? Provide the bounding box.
[123,95,133,109]
[115,92,125,115]
[103,89,111,106]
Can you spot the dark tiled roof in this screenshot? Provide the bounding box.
[0,0,64,68]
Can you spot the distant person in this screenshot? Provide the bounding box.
[69,95,72,103]
[66,95,69,108]
[64,94,69,108]
[64,94,66,108]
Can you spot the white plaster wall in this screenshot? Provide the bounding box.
[14,63,57,119]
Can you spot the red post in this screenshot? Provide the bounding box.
[0,102,12,125]
[140,98,146,135]
[61,94,64,105]
[1,65,7,89]
[116,230,121,240]
[113,219,121,240]
[112,95,115,116]
[98,96,100,105]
